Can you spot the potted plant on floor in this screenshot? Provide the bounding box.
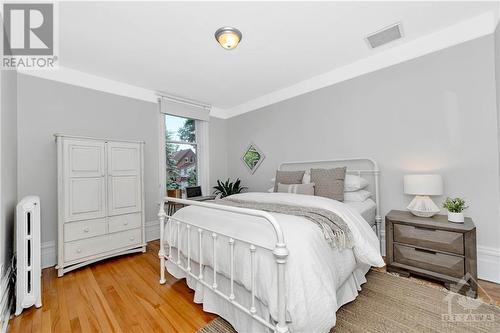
[443,197,468,223]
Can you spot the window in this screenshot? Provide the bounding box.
[165,115,197,190]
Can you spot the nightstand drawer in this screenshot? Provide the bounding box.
[394,244,464,278]
[393,223,464,255]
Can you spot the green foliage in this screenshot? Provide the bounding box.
[178,119,195,142]
[243,146,261,169]
[187,167,197,187]
[213,178,247,198]
[442,197,468,213]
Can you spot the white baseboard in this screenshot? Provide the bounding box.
[41,222,160,269]
[477,246,500,283]
[145,221,160,242]
[41,241,56,269]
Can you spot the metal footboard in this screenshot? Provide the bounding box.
[158,197,289,333]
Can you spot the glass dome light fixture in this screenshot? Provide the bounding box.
[214,27,242,50]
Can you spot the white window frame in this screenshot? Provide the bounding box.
[160,114,199,195]
[158,97,210,200]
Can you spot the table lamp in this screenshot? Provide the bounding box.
[404,174,443,217]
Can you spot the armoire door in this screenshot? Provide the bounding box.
[107,142,142,216]
[63,140,106,222]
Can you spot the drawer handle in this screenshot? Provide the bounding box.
[83,227,90,233]
[414,248,436,255]
[76,248,82,253]
[123,221,129,226]
[129,236,135,241]
[414,226,435,231]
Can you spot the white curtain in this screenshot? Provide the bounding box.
[196,120,210,195]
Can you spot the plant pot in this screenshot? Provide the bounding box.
[447,211,464,223]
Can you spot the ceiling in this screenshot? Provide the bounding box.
[59,1,498,113]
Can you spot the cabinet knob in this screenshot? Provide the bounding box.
[83,227,90,232]
[129,236,135,241]
[76,248,82,253]
[123,221,129,226]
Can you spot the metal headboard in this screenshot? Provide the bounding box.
[279,158,381,245]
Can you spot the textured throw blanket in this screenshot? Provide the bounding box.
[217,197,353,249]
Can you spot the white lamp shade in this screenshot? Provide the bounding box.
[404,174,443,196]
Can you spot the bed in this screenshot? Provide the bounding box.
[346,199,377,227]
[158,158,384,333]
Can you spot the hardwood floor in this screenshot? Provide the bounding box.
[8,241,500,332]
[8,241,215,333]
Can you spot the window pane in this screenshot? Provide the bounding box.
[166,114,196,143]
[166,142,197,190]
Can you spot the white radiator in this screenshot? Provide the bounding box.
[15,196,42,316]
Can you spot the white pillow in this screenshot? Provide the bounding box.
[344,174,369,192]
[343,190,371,202]
[277,183,315,195]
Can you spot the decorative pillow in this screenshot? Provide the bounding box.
[277,183,315,195]
[344,174,369,192]
[274,170,305,192]
[343,190,371,202]
[310,167,347,201]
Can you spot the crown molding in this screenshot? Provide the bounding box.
[18,66,227,119]
[19,66,157,103]
[221,10,499,119]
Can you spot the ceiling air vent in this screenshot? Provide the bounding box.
[365,23,403,49]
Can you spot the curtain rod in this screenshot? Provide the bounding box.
[156,92,211,110]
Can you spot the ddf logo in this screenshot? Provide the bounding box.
[2,2,58,69]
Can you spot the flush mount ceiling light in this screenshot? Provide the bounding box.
[214,27,242,50]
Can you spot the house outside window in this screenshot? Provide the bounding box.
[165,115,197,190]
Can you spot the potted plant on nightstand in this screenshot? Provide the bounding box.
[443,197,468,223]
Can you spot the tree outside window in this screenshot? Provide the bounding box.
[165,115,198,191]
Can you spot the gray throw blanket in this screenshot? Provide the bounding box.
[217,197,353,249]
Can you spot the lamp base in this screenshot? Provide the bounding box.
[407,195,440,218]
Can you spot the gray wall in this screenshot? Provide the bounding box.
[17,74,158,244]
[1,70,18,269]
[17,74,227,248]
[226,36,500,252]
[496,23,500,213]
[209,117,228,187]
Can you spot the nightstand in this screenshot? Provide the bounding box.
[385,210,477,297]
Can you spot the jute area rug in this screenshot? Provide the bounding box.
[197,270,500,333]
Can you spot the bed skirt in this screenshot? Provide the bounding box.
[166,258,371,333]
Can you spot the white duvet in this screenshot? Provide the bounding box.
[164,192,384,332]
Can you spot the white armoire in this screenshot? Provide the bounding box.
[55,134,146,276]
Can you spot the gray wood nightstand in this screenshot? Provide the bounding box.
[385,210,477,297]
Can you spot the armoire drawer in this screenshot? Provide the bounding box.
[64,228,142,262]
[108,213,142,233]
[64,218,106,242]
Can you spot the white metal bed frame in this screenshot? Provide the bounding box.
[158,158,380,333]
